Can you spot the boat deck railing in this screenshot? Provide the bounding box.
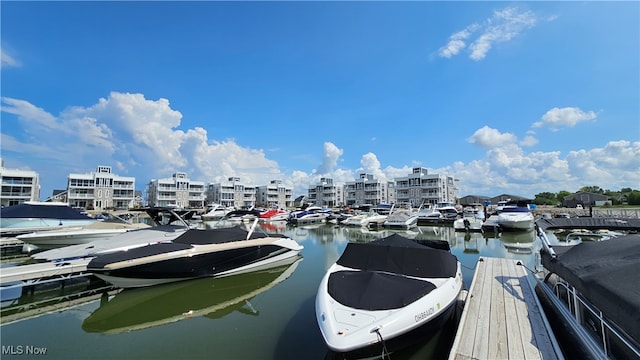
[551,278,640,359]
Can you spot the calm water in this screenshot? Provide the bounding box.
[1,223,540,359]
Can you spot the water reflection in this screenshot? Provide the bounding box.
[499,230,536,254]
[82,256,302,334]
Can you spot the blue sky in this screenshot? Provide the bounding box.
[1,1,639,200]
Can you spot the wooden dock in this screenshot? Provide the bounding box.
[449,257,563,360]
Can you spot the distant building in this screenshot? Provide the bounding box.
[394,167,458,207]
[0,159,41,207]
[146,172,206,208]
[308,178,345,208]
[67,166,136,210]
[256,180,294,209]
[206,177,256,209]
[344,173,394,207]
[490,194,531,205]
[562,192,610,207]
[459,195,491,206]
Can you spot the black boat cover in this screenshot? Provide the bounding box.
[328,271,437,310]
[173,227,282,245]
[0,203,93,220]
[336,234,458,278]
[536,217,640,232]
[541,234,640,344]
[328,234,458,310]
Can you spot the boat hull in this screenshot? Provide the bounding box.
[89,238,303,288]
[316,262,463,354]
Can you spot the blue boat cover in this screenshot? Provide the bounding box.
[0,202,92,220]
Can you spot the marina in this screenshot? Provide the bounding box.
[1,213,639,359]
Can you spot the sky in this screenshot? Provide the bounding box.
[1,1,639,201]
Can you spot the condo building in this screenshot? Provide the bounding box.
[67,166,136,210]
[394,167,458,207]
[308,177,345,208]
[0,159,41,207]
[206,177,256,209]
[255,180,294,209]
[146,172,206,208]
[344,173,395,207]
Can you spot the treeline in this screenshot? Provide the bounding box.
[533,186,640,206]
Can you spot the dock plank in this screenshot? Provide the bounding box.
[449,257,563,360]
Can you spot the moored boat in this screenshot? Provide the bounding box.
[287,206,329,225]
[315,233,463,356]
[0,202,96,235]
[86,220,304,288]
[534,224,640,359]
[259,208,290,222]
[31,207,198,262]
[16,212,149,249]
[497,204,534,230]
[383,206,419,229]
[453,209,483,232]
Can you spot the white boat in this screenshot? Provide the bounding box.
[287,206,329,225]
[497,204,534,230]
[315,234,463,356]
[453,209,483,232]
[0,202,96,234]
[16,212,149,249]
[200,204,232,221]
[31,207,198,262]
[534,223,640,359]
[416,204,443,225]
[225,209,261,222]
[86,219,304,288]
[342,204,392,228]
[434,201,460,220]
[383,206,419,229]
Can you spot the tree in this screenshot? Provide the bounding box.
[628,191,640,205]
[579,186,604,194]
[534,192,558,205]
[556,190,571,204]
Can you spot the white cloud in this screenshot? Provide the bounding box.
[438,25,479,58]
[2,97,58,130]
[438,6,539,61]
[317,142,344,174]
[533,107,597,130]
[0,48,20,68]
[520,135,538,147]
[468,126,517,148]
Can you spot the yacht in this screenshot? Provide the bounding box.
[383,206,420,229]
[86,219,304,288]
[16,211,149,249]
[497,203,534,230]
[287,206,329,225]
[31,207,197,262]
[0,202,96,235]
